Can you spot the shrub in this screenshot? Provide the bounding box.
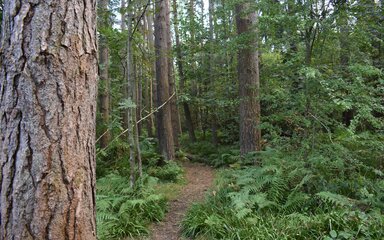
[96,173,167,239]
[147,161,184,182]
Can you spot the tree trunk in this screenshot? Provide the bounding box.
[235,3,261,155]
[121,0,126,31]
[0,1,98,239]
[121,0,129,134]
[208,0,218,146]
[172,0,196,142]
[338,0,349,67]
[126,12,136,186]
[146,7,156,138]
[98,0,111,148]
[137,59,143,136]
[155,0,175,160]
[167,1,180,149]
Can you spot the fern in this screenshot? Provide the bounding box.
[283,192,310,214]
[316,191,354,208]
[96,174,167,240]
[182,145,384,239]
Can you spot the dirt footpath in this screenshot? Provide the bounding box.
[150,161,214,240]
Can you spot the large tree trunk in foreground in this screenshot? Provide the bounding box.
[0,1,98,239]
[155,0,175,160]
[235,3,261,155]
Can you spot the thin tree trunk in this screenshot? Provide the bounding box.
[338,0,349,67]
[208,0,218,146]
[168,46,180,149]
[235,2,261,155]
[167,5,180,149]
[155,0,175,160]
[137,60,143,136]
[121,0,126,30]
[135,120,143,177]
[172,0,196,142]
[126,12,136,186]
[121,0,129,135]
[147,7,156,138]
[0,1,98,238]
[142,14,153,137]
[189,0,199,132]
[99,0,111,148]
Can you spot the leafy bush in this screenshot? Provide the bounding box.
[96,173,167,239]
[147,161,184,182]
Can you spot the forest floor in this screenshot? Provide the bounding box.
[150,161,214,240]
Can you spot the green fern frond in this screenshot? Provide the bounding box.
[316,191,354,208]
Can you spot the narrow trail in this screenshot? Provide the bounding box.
[150,161,214,240]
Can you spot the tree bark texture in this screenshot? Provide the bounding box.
[146,8,156,137]
[126,12,136,186]
[0,1,98,239]
[155,0,175,160]
[121,0,129,135]
[98,0,111,148]
[235,3,261,155]
[166,3,180,149]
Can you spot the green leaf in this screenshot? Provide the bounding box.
[330,230,337,238]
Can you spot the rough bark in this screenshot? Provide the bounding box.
[155,0,175,160]
[235,3,261,155]
[137,59,143,136]
[146,7,156,137]
[98,0,111,148]
[0,1,98,239]
[121,0,129,134]
[126,11,136,186]
[172,0,196,142]
[166,1,180,149]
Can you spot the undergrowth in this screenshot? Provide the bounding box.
[182,133,384,239]
[96,174,167,239]
[96,137,184,239]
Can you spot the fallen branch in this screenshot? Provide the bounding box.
[96,92,176,155]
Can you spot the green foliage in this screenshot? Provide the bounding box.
[96,173,167,239]
[182,144,384,239]
[94,0,384,238]
[147,161,184,182]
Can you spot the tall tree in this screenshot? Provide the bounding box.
[126,7,137,186]
[98,0,111,148]
[155,0,175,160]
[337,0,350,67]
[167,19,181,149]
[172,0,197,142]
[145,8,156,137]
[0,0,98,239]
[235,1,261,155]
[208,0,219,146]
[0,0,3,34]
